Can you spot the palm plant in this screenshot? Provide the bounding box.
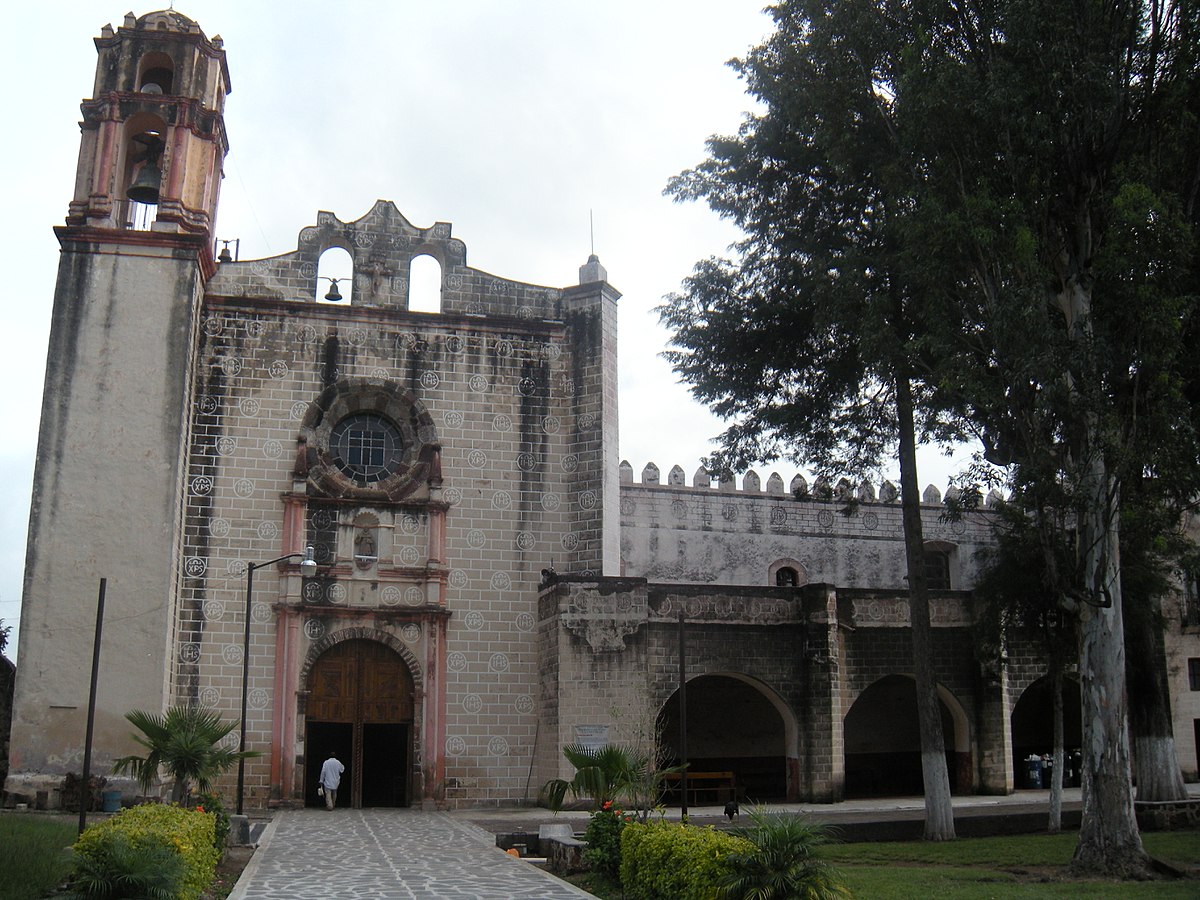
[541,742,685,820]
[111,706,258,803]
[68,832,185,899]
[540,743,644,811]
[716,808,849,900]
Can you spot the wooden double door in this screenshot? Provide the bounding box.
[305,639,414,808]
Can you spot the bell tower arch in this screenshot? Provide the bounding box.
[67,9,230,236]
[6,11,231,795]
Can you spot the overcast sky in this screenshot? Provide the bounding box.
[0,2,975,659]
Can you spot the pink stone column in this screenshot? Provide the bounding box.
[269,606,291,799]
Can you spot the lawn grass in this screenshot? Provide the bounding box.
[819,831,1199,899]
[0,814,78,900]
[567,829,1199,898]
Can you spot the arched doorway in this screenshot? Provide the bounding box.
[1011,674,1082,788]
[844,675,967,797]
[304,639,414,807]
[658,674,791,801]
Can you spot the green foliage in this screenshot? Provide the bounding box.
[67,832,185,899]
[0,815,78,900]
[583,802,632,880]
[619,821,752,900]
[541,742,681,819]
[192,790,230,855]
[111,705,258,804]
[667,0,1200,863]
[73,803,219,900]
[970,497,1077,666]
[716,808,848,900]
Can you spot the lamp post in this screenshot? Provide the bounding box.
[237,546,317,815]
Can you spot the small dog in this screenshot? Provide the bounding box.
[724,800,740,821]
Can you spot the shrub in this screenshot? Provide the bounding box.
[620,821,753,900]
[715,809,849,899]
[192,790,230,855]
[68,832,185,899]
[583,801,632,879]
[73,803,219,900]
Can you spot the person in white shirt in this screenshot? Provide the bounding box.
[319,750,345,810]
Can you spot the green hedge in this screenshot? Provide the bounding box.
[619,821,753,900]
[73,803,219,900]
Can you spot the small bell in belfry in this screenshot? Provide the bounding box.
[127,133,164,205]
[127,160,162,204]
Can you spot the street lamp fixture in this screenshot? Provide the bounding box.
[237,546,318,815]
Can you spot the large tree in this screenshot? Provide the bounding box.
[662,0,964,840]
[665,0,1199,872]
[905,0,1199,875]
[969,493,1079,834]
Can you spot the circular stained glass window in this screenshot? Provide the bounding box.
[330,413,404,484]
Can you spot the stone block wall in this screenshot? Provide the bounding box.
[175,204,616,807]
[618,470,996,590]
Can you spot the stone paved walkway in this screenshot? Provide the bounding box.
[227,808,594,899]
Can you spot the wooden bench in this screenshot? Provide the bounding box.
[660,771,737,806]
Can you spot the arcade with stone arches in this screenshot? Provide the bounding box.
[1009,672,1084,788]
[842,675,972,798]
[657,673,798,801]
[541,578,1073,804]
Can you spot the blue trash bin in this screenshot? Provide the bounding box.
[1026,756,1043,789]
[101,790,121,813]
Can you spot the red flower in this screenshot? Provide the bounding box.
[602,800,613,810]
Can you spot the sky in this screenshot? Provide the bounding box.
[0,1,976,660]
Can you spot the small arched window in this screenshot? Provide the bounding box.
[923,541,956,590]
[768,559,807,588]
[137,52,175,94]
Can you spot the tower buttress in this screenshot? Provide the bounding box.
[563,255,622,576]
[6,11,231,794]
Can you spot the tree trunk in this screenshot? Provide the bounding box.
[1048,666,1063,834]
[1070,463,1147,876]
[1053,253,1147,876]
[896,374,955,841]
[1126,592,1188,802]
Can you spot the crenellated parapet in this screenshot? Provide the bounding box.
[618,460,1002,591]
[619,460,1005,508]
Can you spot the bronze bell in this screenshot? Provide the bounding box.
[126,160,162,205]
[324,279,343,302]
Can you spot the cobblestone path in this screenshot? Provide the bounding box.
[229,808,594,899]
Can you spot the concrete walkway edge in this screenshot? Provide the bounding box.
[225,815,280,900]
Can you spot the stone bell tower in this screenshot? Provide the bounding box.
[7,10,230,793]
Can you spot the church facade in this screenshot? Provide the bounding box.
[7,9,1198,811]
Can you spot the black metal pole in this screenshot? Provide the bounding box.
[79,578,106,836]
[236,563,255,816]
[237,551,306,816]
[678,610,688,823]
